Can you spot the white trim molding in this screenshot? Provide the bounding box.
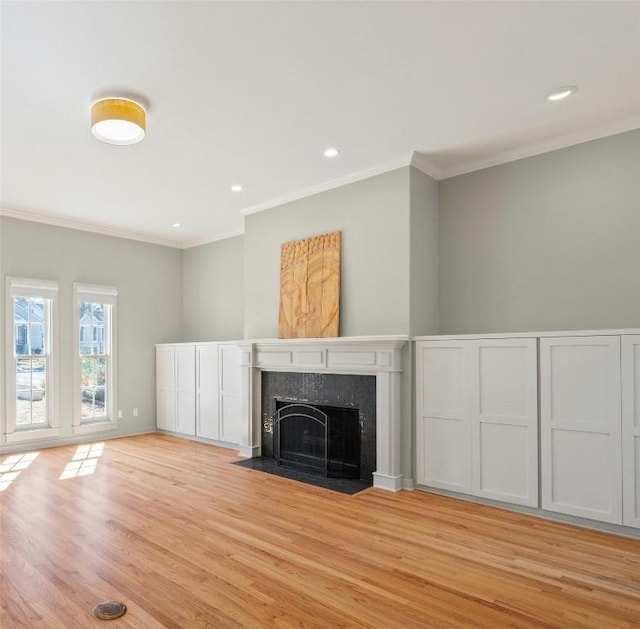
[235,335,408,492]
[5,276,60,442]
[438,114,640,180]
[240,156,413,216]
[73,283,118,435]
[410,152,443,180]
[0,206,184,249]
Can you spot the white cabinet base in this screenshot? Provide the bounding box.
[540,336,622,524]
[416,338,538,508]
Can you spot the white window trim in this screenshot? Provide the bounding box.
[73,283,118,434]
[5,277,60,441]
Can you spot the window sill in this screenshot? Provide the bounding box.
[73,421,118,436]
[5,427,61,444]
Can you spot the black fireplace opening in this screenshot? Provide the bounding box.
[274,400,361,479]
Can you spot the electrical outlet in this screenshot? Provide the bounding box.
[117,409,123,419]
[132,407,139,417]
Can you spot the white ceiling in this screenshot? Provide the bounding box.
[2,1,640,248]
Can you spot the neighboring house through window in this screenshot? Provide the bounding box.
[5,277,59,443]
[73,283,118,435]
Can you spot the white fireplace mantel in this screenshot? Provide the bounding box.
[233,335,409,491]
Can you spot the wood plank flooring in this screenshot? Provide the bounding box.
[1,433,640,628]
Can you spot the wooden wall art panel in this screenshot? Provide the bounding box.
[279,231,341,339]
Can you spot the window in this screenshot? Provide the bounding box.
[73,284,117,434]
[5,277,59,442]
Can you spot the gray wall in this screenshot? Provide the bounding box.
[244,167,411,339]
[182,235,244,341]
[0,217,183,446]
[439,129,640,334]
[409,167,439,337]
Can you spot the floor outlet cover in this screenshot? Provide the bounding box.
[92,600,127,620]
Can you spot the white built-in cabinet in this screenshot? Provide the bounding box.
[416,337,538,507]
[417,331,640,529]
[156,343,243,446]
[540,336,622,524]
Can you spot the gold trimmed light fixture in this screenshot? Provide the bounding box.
[91,98,146,145]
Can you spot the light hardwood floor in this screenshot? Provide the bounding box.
[1,434,640,628]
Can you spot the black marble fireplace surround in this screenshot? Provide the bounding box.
[261,371,377,483]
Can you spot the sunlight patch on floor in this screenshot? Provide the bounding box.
[0,452,40,491]
[60,442,104,480]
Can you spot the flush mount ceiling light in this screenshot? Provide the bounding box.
[323,147,339,158]
[91,98,146,145]
[171,222,181,228]
[231,185,243,192]
[546,86,577,102]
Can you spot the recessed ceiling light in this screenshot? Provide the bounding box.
[231,185,243,192]
[546,86,577,102]
[323,148,339,158]
[171,222,181,228]
[91,98,146,145]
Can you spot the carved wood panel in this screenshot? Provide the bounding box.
[279,231,341,338]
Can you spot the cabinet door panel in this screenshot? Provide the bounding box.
[622,335,640,528]
[197,345,220,441]
[471,339,538,506]
[175,345,195,435]
[541,336,622,524]
[156,389,175,432]
[156,347,175,431]
[219,344,243,444]
[220,395,241,444]
[416,342,472,493]
[176,390,196,435]
[156,347,175,391]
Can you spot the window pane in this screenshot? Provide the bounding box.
[31,390,47,423]
[80,326,92,354]
[93,326,105,354]
[15,358,47,426]
[14,297,28,323]
[82,388,96,418]
[16,398,31,425]
[30,324,44,354]
[81,357,106,387]
[79,302,92,325]
[93,304,104,324]
[15,324,28,355]
[30,298,44,323]
[78,299,111,424]
[81,387,106,418]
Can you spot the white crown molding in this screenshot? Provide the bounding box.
[439,114,640,180]
[0,206,184,249]
[409,152,443,180]
[240,154,413,216]
[182,227,246,250]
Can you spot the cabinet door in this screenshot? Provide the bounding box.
[622,335,640,528]
[156,347,175,431]
[540,336,622,524]
[175,345,196,436]
[416,341,472,493]
[471,339,538,507]
[197,345,219,441]
[219,344,242,444]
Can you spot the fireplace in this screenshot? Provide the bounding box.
[274,401,361,478]
[262,371,376,483]
[231,335,408,491]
